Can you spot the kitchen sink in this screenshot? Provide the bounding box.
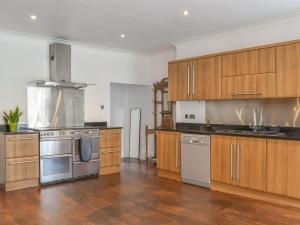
[215,129,286,137]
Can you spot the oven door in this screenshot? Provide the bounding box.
[40,137,74,156]
[73,136,100,161]
[40,154,73,184]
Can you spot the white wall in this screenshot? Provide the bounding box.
[149,46,176,83]
[173,13,300,123]
[110,83,152,159]
[175,13,300,59]
[0,31,150,124]
[176,101,206,123]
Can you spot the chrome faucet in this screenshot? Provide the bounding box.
[239,105,263,132]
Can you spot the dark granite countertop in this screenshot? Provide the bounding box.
[0,122,122,135]
[157,123,300,141]
[0,125,40,135]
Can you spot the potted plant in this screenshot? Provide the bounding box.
[3,107,23,132]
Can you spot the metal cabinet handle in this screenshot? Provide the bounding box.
[175,139,178,168]
[236,144,240,180]
[230,143,233,180]
[42,154,72,159]
[41,137,73,142]
[192,63,195,96]
[232,92,262,96]
[102,150,121,154]
[9,160,38,165]
[187,65,190,96]
[9,137,33,141]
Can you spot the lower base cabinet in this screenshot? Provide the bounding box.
[156,131,181,181]
[266,139,300,199]
[211,135,300,208]
[99,129,122,175]
[0,133,40,191]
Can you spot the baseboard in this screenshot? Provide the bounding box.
[5,179,39,191]
[100,166,120,175]
[211,181,300,209]
[158,169,181,182]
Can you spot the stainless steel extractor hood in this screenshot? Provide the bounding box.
[29,43,88,89]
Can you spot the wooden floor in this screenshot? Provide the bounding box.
[1,161,300,225]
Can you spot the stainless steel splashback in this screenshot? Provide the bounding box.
[206,98,300,127]
[27,87,84,128]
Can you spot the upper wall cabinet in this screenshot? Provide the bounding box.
[194,56,221,100]
[168,39,300,101]
[276,43,300,98]
[168,60,191,101]
[168,56,221,101]
[221,47,275,77]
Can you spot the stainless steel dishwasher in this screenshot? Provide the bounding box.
[181,134,211,188]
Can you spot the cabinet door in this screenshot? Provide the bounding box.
[100,147,121,168]
[222,73,276,99]
[276,43,300,97]
[157,131,181,173]
[193,56,221,100]
[168,61,191,101]
[222,48,275,77]
[6,156,39,182]
[5,134,39,159]
[100,129,121,149]
[211,135,236,185]
[235,137,266,192]
[266,140,300,199]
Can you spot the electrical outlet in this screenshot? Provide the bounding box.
[185,114,189,119]
[189,114,196,119]
[100,105,104,110]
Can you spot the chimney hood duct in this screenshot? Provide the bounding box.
[29,43,89,89]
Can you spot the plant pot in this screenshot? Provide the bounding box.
[9,123,18,132]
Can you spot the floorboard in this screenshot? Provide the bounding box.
[0,160,300,225]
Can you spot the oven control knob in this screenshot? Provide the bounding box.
[51,132,54,136]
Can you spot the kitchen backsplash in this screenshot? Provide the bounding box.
[176,98,300,127]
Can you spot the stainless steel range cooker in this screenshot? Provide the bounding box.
[39,128,100,184]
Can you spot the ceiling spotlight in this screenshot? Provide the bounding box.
[183,10,189,16]
[30,15,37,20]
[121,34,125,38]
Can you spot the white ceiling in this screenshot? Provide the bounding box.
[1,0,300,52]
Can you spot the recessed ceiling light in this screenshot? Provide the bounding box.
[30,15,37,20]
[183,10,189,16]
[121,34,125,38]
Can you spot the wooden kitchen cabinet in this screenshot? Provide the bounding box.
[235,137,266,191]
[6,156,39,183]
[157,130,181,181]
[193,56,221,100]
[221,73,276,99]
[168,61,191,101]
[211,135,235,185]
[5,134,39,158]
[99,129,122,175]
[168,56,221,101]
[0,133,40,191]
[211,135,266,192]
[266,139,300,199]
[221,47,275,77]
[276,43,300,98]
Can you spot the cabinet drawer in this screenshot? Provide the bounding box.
[6,134,39,159]
[6,156,39,182]
[100,148,121,168]
[221,73,275,99]
[100,129,121,148]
